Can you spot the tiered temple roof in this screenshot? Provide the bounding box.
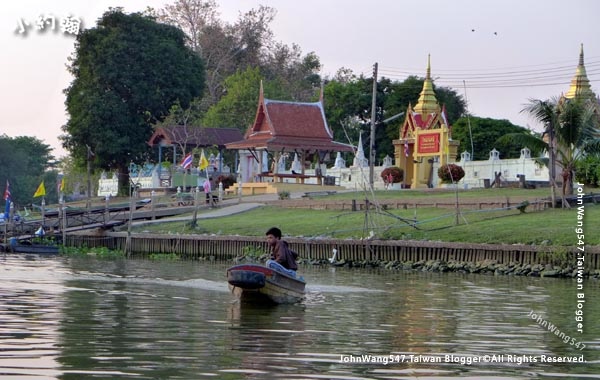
[226,83,353,153]
[148,126,243,148]
[564,44,596,101]
[399,56,450,140]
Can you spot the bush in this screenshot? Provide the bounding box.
[438,163,465,183]
[278,190,290,200]
[380,166,404,183]
[575,155,600,187]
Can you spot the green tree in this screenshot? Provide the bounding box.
[575,154,600,187]
[452,117,537,161]
[202,67,288,129]
[0,135,56,207]
[323,73,373,145]
[61,9,205,194]
[159,1,321,108]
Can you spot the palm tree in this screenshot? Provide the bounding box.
[554,98,600,199]
[500,97,600,207]
[520,98,560,207]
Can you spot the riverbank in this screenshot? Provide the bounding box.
[58,186,600,276]
[303,258,600,279]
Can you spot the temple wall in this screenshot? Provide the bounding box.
[455,157,549,188]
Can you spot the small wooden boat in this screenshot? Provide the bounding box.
[1,238,60,255]
[226,264,305,304]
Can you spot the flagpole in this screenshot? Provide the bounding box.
[404,153,407,188]
[41,197,46,230]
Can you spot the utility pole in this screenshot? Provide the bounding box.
[369,62,378,186]
[86,145,93,212]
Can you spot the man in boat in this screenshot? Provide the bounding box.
[265,227,298,277]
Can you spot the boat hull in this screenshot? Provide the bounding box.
[2,244,60,255]
[227,264,305,304]
[1,238,60,255]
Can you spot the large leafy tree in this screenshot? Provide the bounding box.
[0,135,56,207]
[61,9,205,194]
[202,67,290,129]
[158,0,320,109]
[452,117,538,161]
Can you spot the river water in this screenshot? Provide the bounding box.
[0,253,598,379]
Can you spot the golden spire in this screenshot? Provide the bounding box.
[413,54,439,116]
[564,44,594,100]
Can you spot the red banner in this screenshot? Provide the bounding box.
[417,133,440,154]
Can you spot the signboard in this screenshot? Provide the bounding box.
[417,132,440,155]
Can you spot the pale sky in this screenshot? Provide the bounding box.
[2,0,599,159]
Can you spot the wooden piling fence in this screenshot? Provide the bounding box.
[64,232,600,270]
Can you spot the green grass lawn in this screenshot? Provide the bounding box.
[133,200,599,247]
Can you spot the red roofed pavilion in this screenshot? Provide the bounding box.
[226,83,353,182]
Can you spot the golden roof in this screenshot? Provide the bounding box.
[564,44,595,100]
[413,54,440,116]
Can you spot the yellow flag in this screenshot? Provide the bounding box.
[33,181,46,197]
[60,177,65,192]
[199,150,209,170]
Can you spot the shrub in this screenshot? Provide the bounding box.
[575,155,600,187]
[380,166,404,183]
[438,163,465,183]
[278,190,290,200]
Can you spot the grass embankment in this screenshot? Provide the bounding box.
[132,187,599,247]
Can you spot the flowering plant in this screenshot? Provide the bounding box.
[380,166,404,183]
[437,163,465,183]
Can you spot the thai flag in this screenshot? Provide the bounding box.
[180,153,193,169]
[3,180,9,201]
[3,180,10,219]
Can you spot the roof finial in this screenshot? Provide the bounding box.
[414,55,438,115]
[319,80,324,104]
[259,79,264,103]
[426,54,431,80]
[564,43,594,100]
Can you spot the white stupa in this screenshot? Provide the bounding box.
[352,134,368,168]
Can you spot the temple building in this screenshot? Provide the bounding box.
[392,55,460,188]
[226,82,353,192]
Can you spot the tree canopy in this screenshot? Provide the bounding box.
[452,116,537,161]
[61,9,205,192]
[202,67,290,129]
[0,135,56,207]
[156,0,321,127]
